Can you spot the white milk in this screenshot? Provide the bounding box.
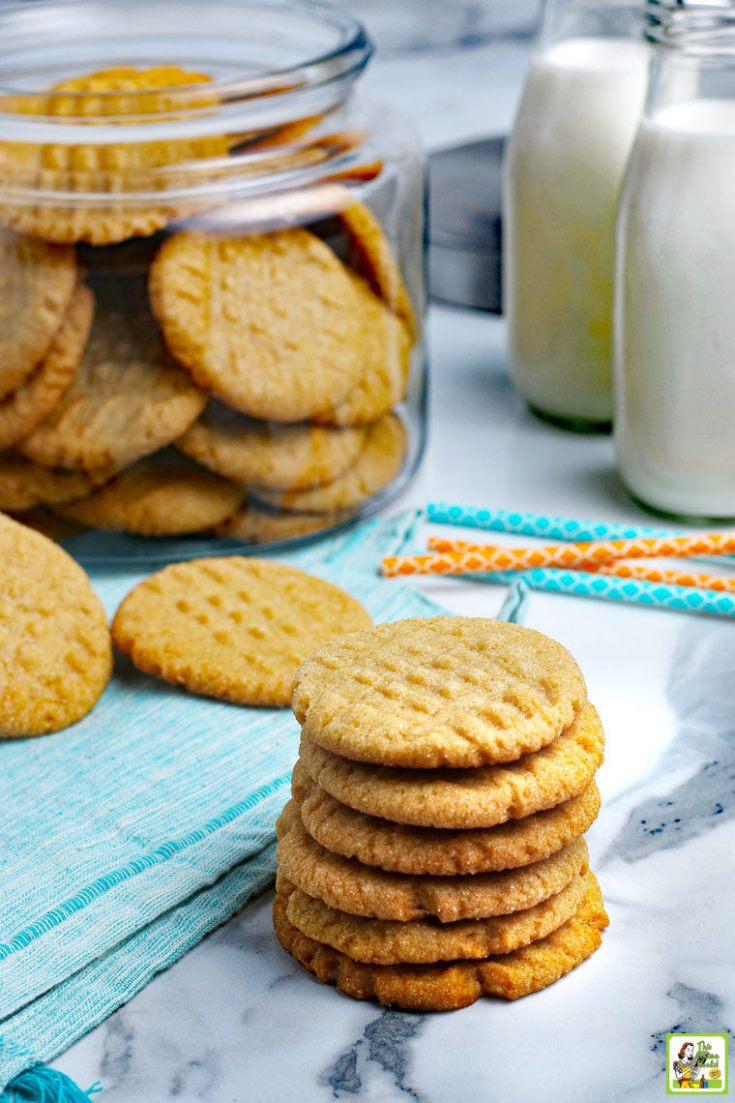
[504,37,649,424]
[615,99,735,517]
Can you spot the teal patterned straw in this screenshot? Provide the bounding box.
[487,567,735,618]
[427,502,684,541]
[425,503,735,619]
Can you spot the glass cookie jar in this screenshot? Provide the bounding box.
[0,0,426,560]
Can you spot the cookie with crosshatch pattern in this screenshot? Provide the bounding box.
[297,702,604,830]
[0,511,111,737]
[176,402,367,491]
[314,272,412,427]
[292,616,588,768]
[0,66,229,245]
[53,455,244,535]
[276,802,589,922]
[0,282,93,451]
[0,452,115,512]
[290,762,601,875]
[0,227,77,401]
[278,866,592,964]
[215,504,349,546]
[273,874,608,1009]
[20,276,207,472]
[149,227,366,423]
[112,558,372,707]
[251,414,406,514]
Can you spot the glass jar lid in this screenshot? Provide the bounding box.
[0,0,373,141]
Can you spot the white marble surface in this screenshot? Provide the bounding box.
[52,10,735,1102]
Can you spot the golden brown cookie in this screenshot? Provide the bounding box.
[149,228,365,422]
[273,875,608,1008]
[314,273,412,427]
[20,277,207,471]
[0,452,113,512]
[292,762,601,875]
[111,557,372,707]
[53,456,244,535]
[252,414,406,514]
[340,201,417,341]
[281,868,591,964]
[176,402,367,490]
[0,67,229,245]
[276,805,589,922]
[292,615,588,768]
[0,511,112,737]
[0,227,77,400]
[215,504,349,546]
[298,702,604,830]
[0,283,93,451]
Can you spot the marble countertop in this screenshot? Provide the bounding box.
[52,11,734,1102]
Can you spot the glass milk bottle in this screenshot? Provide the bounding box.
[504,0,649,430]
[615,2,735,518]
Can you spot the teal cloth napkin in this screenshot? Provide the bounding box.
[0,510,457,1090]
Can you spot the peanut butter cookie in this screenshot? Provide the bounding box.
[215,504,349,546]
[112,557,372,707]
[54,456,244,535]
[252,414,406,514]
[0,227,77,400]
[0,66,229,245]
[292,616,588,768]
[315,273,412,427]
[340,201,417,340]
[149,228,364,422]
[0,511,111,737]
[0,283,93,451]
[176,402,367,490]
[298,702,604,829]
[0,452,113,511]
[292,762,601,875]
[273,875,608,1008]
[276,806,589,922]
[20,276,207,471]
[280,868,591,964]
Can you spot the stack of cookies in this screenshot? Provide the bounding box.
[274,616,609,1010]
[0,65,415,545]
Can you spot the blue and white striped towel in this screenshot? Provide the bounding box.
[0,510,468,1090]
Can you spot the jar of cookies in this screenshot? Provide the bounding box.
[0,0,426,557]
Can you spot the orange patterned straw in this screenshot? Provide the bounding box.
[381,531,735,577]
[593,562,735,593]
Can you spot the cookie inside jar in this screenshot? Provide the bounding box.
[0,0,426,562]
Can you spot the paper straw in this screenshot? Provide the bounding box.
[383,535,735,577]
[426,503,683,541]
[382,544,735,591]
[483,567,735,619]
[418,532,735,572]
[593,562,735,593]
